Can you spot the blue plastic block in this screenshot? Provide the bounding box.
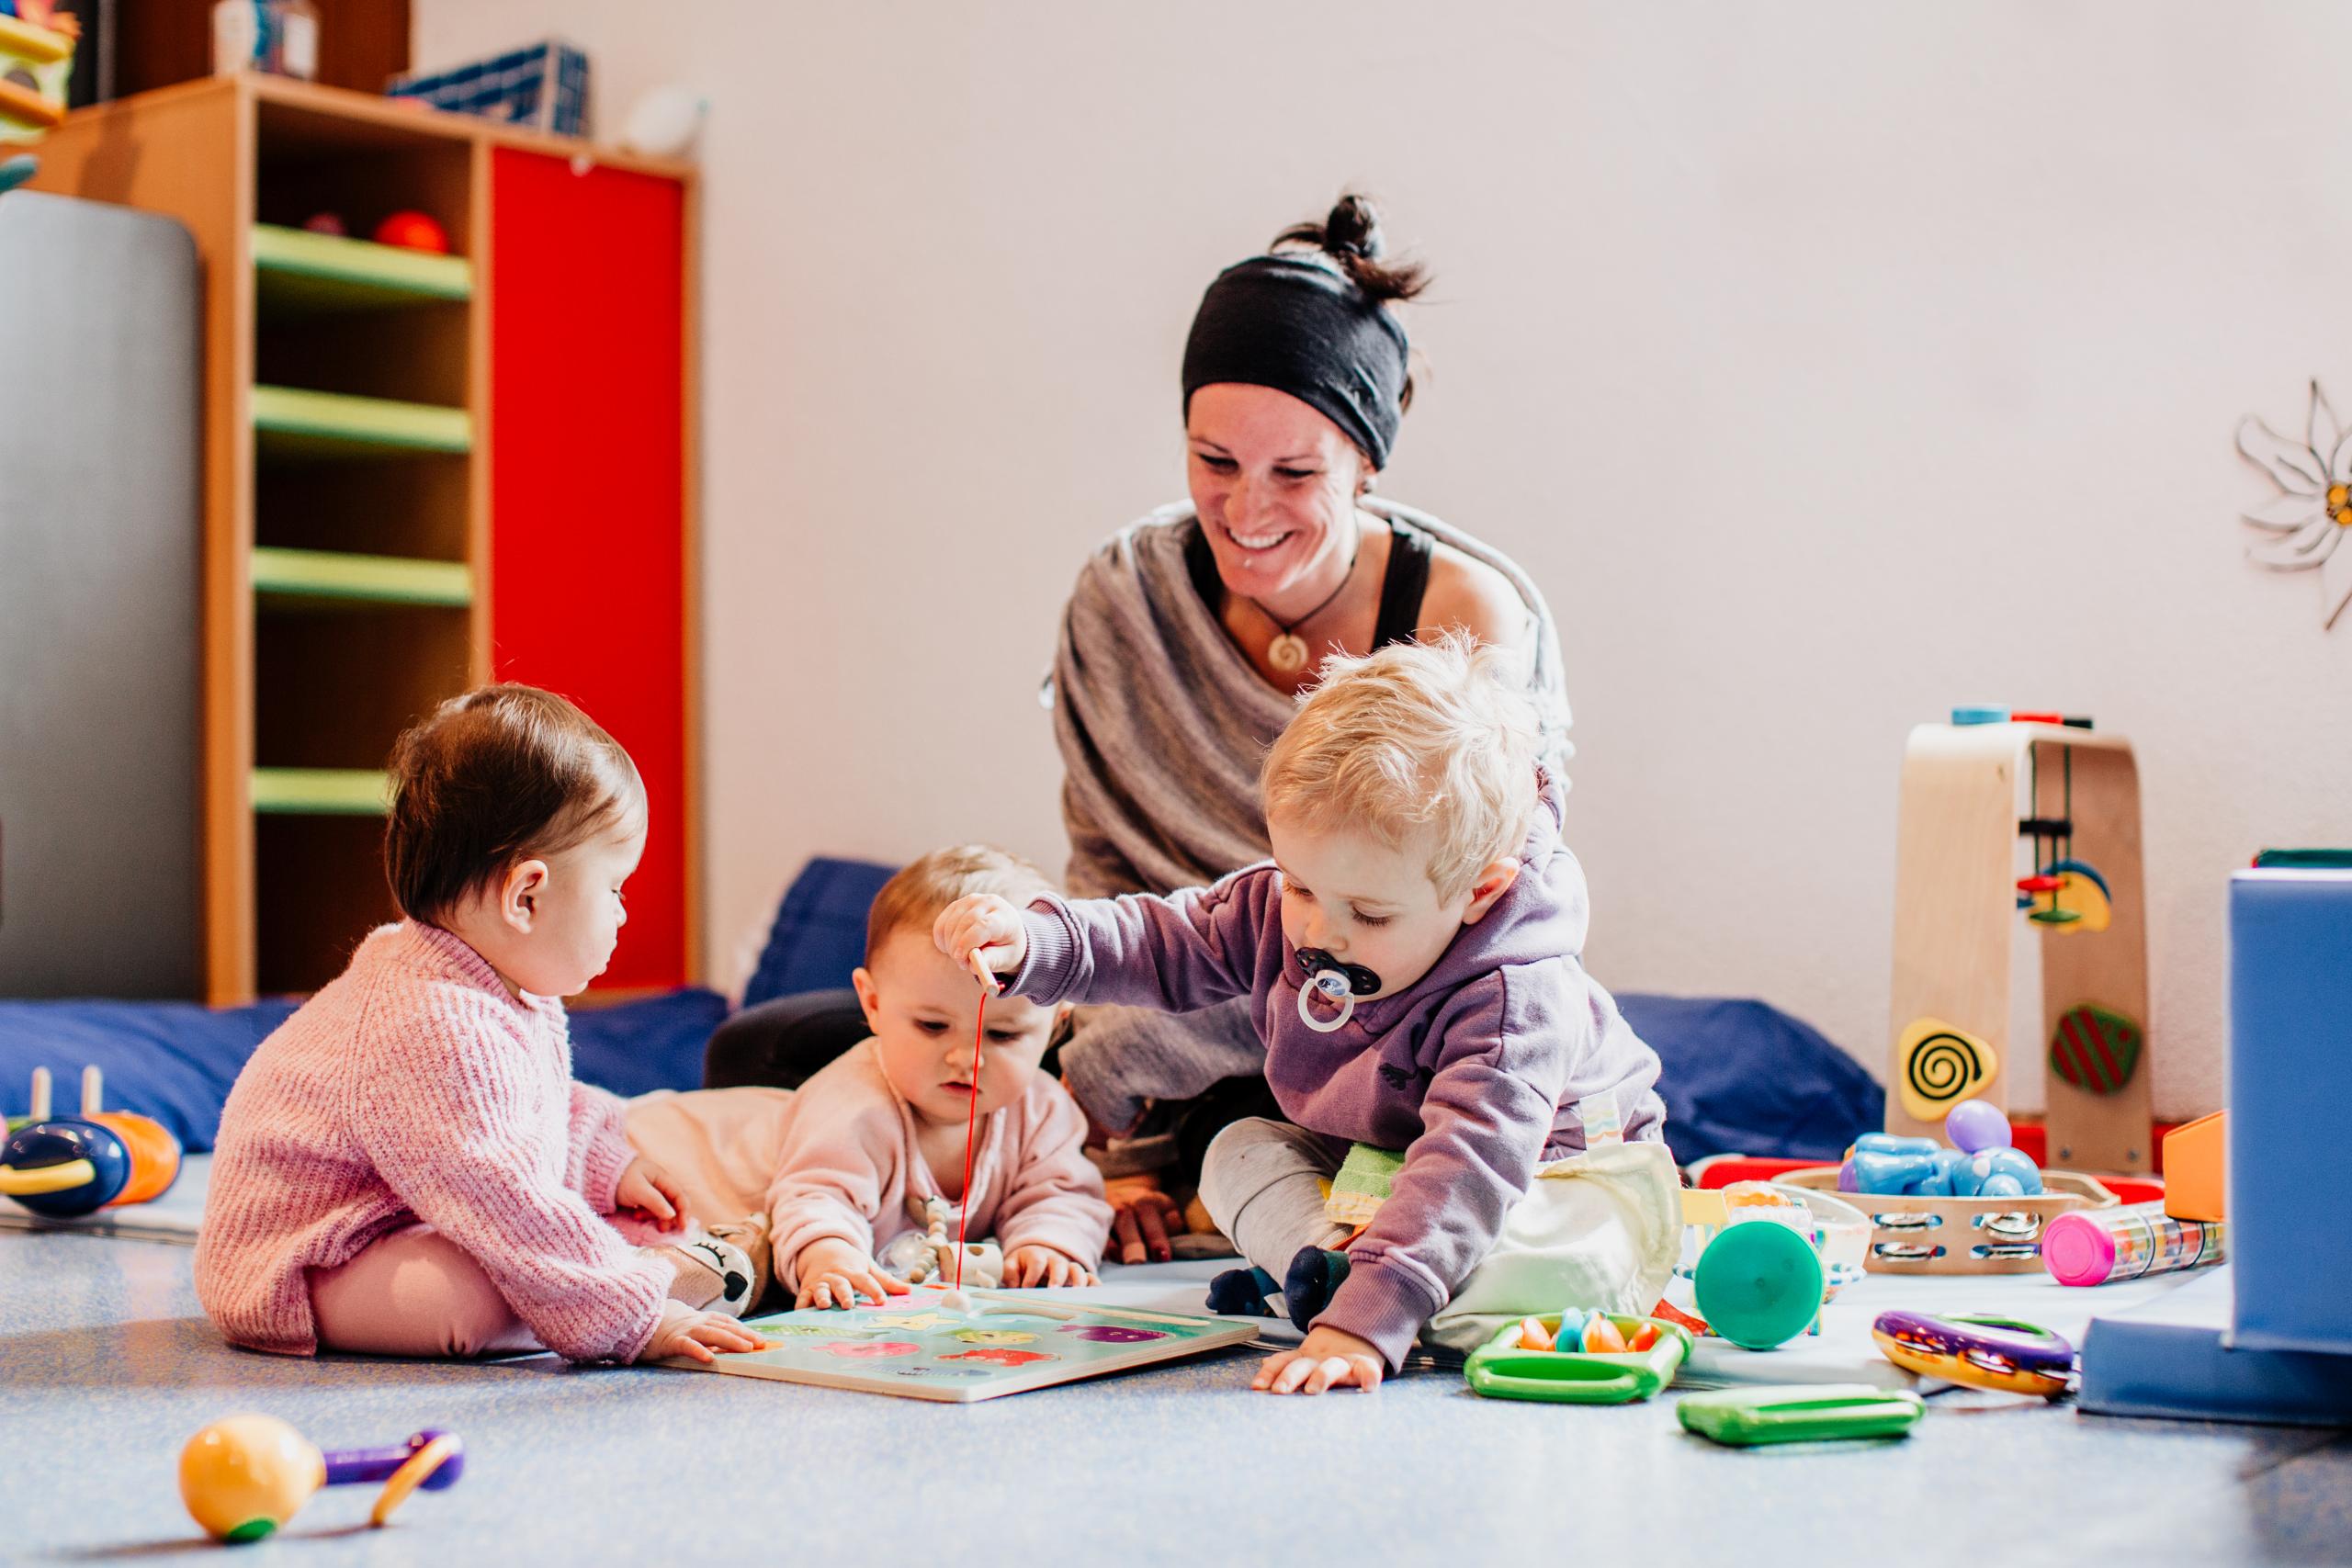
[2228,869,2352,1356]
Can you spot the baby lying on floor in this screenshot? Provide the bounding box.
[627,846,1113,1309]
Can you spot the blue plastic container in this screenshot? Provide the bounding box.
[2228,868,2352,1356]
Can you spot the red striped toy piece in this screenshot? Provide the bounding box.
[2048,1005,2142,1097]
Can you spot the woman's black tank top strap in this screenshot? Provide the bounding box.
[1372,518,1435,648]
[1185,513,1434,646]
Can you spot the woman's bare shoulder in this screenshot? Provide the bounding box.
[1418,538,1532,647]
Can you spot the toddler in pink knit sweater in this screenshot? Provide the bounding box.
[196,685,766,1365]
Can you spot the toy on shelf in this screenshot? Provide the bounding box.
[621,85,707,159]
[1464,1312,1690,1404]
[179,1416,463,1542]
[300,210,346,236]
[1871,1311,2075,1398]
[372,210,450,254]
[1888,711,2153,1170]
[0,1066,182,1217]
[0,6,77,142]
[1677,1384,1926,1447]
[2041,1201,2225,1287]
[390,39,591,138]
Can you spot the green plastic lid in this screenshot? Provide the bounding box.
[1692,1221,1825,1350]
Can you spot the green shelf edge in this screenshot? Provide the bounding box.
[252,386,473,457]
[252,547,472,608]
[253,223,473,311]
[252,768,392,817]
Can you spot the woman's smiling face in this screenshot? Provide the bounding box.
[1186,382,1368,605]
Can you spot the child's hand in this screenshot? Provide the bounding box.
[1003,1244,1098,1288]
[1103,1173,1184,1264]
[796,1237,911,1309]
[616,1156,691,1230]
[933,895,1028,989]
[1252,1325,1385,1395]
[645,1301,766,1364]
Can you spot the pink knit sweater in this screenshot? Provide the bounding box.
[767,1042,1112,1292]
[194,921,670,1361]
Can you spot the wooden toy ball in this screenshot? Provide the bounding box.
[372,210,449,254]
[180,1416,463,1542]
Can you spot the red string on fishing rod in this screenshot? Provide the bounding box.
[952,953,993,1290]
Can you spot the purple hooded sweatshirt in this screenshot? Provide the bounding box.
[1008,770,1665,1369]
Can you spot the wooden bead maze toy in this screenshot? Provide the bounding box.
[1886,713,2153,1171]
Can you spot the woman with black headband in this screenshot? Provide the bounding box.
[1049,194,1573,1264]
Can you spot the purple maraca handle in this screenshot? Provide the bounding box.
[323,1429,466,1490]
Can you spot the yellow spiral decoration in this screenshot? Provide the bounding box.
[1895,1016,1998,1122]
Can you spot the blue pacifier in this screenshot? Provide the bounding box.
[1295,949,1381,1033]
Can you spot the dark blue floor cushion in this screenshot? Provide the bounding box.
[1615,994,1883,1166]
[742,858,1883,1165]
[742,856,896,1006]
[0,987,728,1153]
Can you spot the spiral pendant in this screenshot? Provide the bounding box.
[1267,634,1310,673]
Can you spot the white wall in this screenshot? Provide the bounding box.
[416,1,2352,1119]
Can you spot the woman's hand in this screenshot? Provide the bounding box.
[644,1301,766,1364]
[1103,1173,1184,1264]
[1252,1325,1385,1394]
[795,1237,910,1309]
[616,1156,691,1230]
[1003,1244,1098,1288]
[933,895,1029,989]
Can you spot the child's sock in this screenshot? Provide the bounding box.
[1205,1265,1280,1317]
[661,1213,770,1318]
[1282,1246,1351,1334]
[704,1213,773,1310]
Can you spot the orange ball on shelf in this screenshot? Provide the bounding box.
[372,210,449,254]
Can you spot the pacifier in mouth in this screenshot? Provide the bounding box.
[1295,948,1381,1033]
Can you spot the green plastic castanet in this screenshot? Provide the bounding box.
[1676,1384,1925,1446]
[1464,1314,1691,1404]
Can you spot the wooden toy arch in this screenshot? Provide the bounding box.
[1887,722,2153,1172]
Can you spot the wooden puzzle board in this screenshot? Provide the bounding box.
[653,1284,1261,1402]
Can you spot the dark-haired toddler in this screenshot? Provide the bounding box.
[197,685,765,1365]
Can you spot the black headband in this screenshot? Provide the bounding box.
[1180,254,1409,469]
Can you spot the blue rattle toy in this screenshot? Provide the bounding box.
[0,1066,182,1216]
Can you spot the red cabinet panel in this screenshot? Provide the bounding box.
[488,148,690,989]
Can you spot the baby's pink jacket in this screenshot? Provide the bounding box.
[194,920,671,1361]
[766,1041,1112,1290]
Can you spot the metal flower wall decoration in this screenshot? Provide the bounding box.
[2237,379,2352,630]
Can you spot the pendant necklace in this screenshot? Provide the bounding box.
[1250,531,1361,675]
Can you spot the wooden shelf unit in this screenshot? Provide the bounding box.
[28,74,699,1000]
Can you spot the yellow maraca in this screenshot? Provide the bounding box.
[179,1415,464,1542]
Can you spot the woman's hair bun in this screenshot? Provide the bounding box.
[1272,189,1429,306]
[1323,193,1383,260]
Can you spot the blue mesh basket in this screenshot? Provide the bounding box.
[390,39,591,139]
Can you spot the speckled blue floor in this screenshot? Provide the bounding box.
[4,1229,2347,1566]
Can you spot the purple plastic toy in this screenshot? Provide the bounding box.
[1944,1100,2013,1155]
